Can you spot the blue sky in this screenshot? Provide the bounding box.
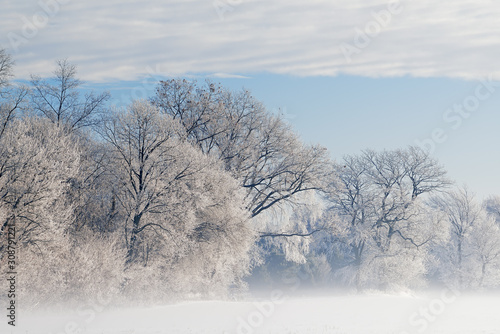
[2,0,500,198]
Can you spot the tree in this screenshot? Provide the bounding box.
[326,154,375,288]
[430,186,482,289]
[65,135,122,234]
[152,79,332,233]
[29,59,110,130]
[98,100,255,299]
[468,216,500,288]
[0,49,13,92]
[484,195,500,224]
[327,146,449,290]
[98,100,254,268]
[98,100,188,264]
[0,49,27,140]
[0,117,80,255]
[431,187,500,289]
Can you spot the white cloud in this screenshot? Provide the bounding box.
[1,0,500,82]
[210,73,250,79]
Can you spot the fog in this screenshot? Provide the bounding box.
[3,289,500,334]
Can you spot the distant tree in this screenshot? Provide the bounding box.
[469,216,500,288]
[0,49,27,140]
[430,186,482,289]
[327,146,449,290]
[327,154,374,288]
[431,187,500,289]
[29,59,110,130]
[484,195,500,224]
[0,49,13,92]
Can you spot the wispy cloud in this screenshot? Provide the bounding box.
[209,73,250,79]
[1,0,500,82]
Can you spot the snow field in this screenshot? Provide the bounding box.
[3,292,500,334]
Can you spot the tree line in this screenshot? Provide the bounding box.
[1,51,499,307]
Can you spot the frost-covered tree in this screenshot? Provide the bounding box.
[151,80,336,287]
[484,195,500,224]
[326,146,449,290]
[255,191,332,264]
[98,100,255,299]
[468,216,500,288]
[430,186,481,289]
[0,49,27,140]
[152,79,332,232]
[29,59,110,130]
[431,187,500,289]
[0,49,13,91]
[0,118,109,308]
[66,135,122,234]
[19,232,125,308]
[98,100,188,264]
[0,118,80,252]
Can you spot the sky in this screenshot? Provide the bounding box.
[1,0,500,199]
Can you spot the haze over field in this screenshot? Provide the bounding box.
[3,293,500,334]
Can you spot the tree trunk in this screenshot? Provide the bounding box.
[457,236,463,290]
[479,261,487,288]
[126,212,142,265]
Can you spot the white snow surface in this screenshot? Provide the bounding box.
[3,292,500,334]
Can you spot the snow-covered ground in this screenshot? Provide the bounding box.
[3,291,500,334]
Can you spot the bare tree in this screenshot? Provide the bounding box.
[151,79,225,153]
[328,146,449,289]
[29,59,110,130]
[469,216,500,288]
[0,49,28,140]
[430,186,482,289]
[328,155,374,288]
[0,49,14,93]
[365,147,449,250]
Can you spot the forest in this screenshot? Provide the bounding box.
[1,49,500,309]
